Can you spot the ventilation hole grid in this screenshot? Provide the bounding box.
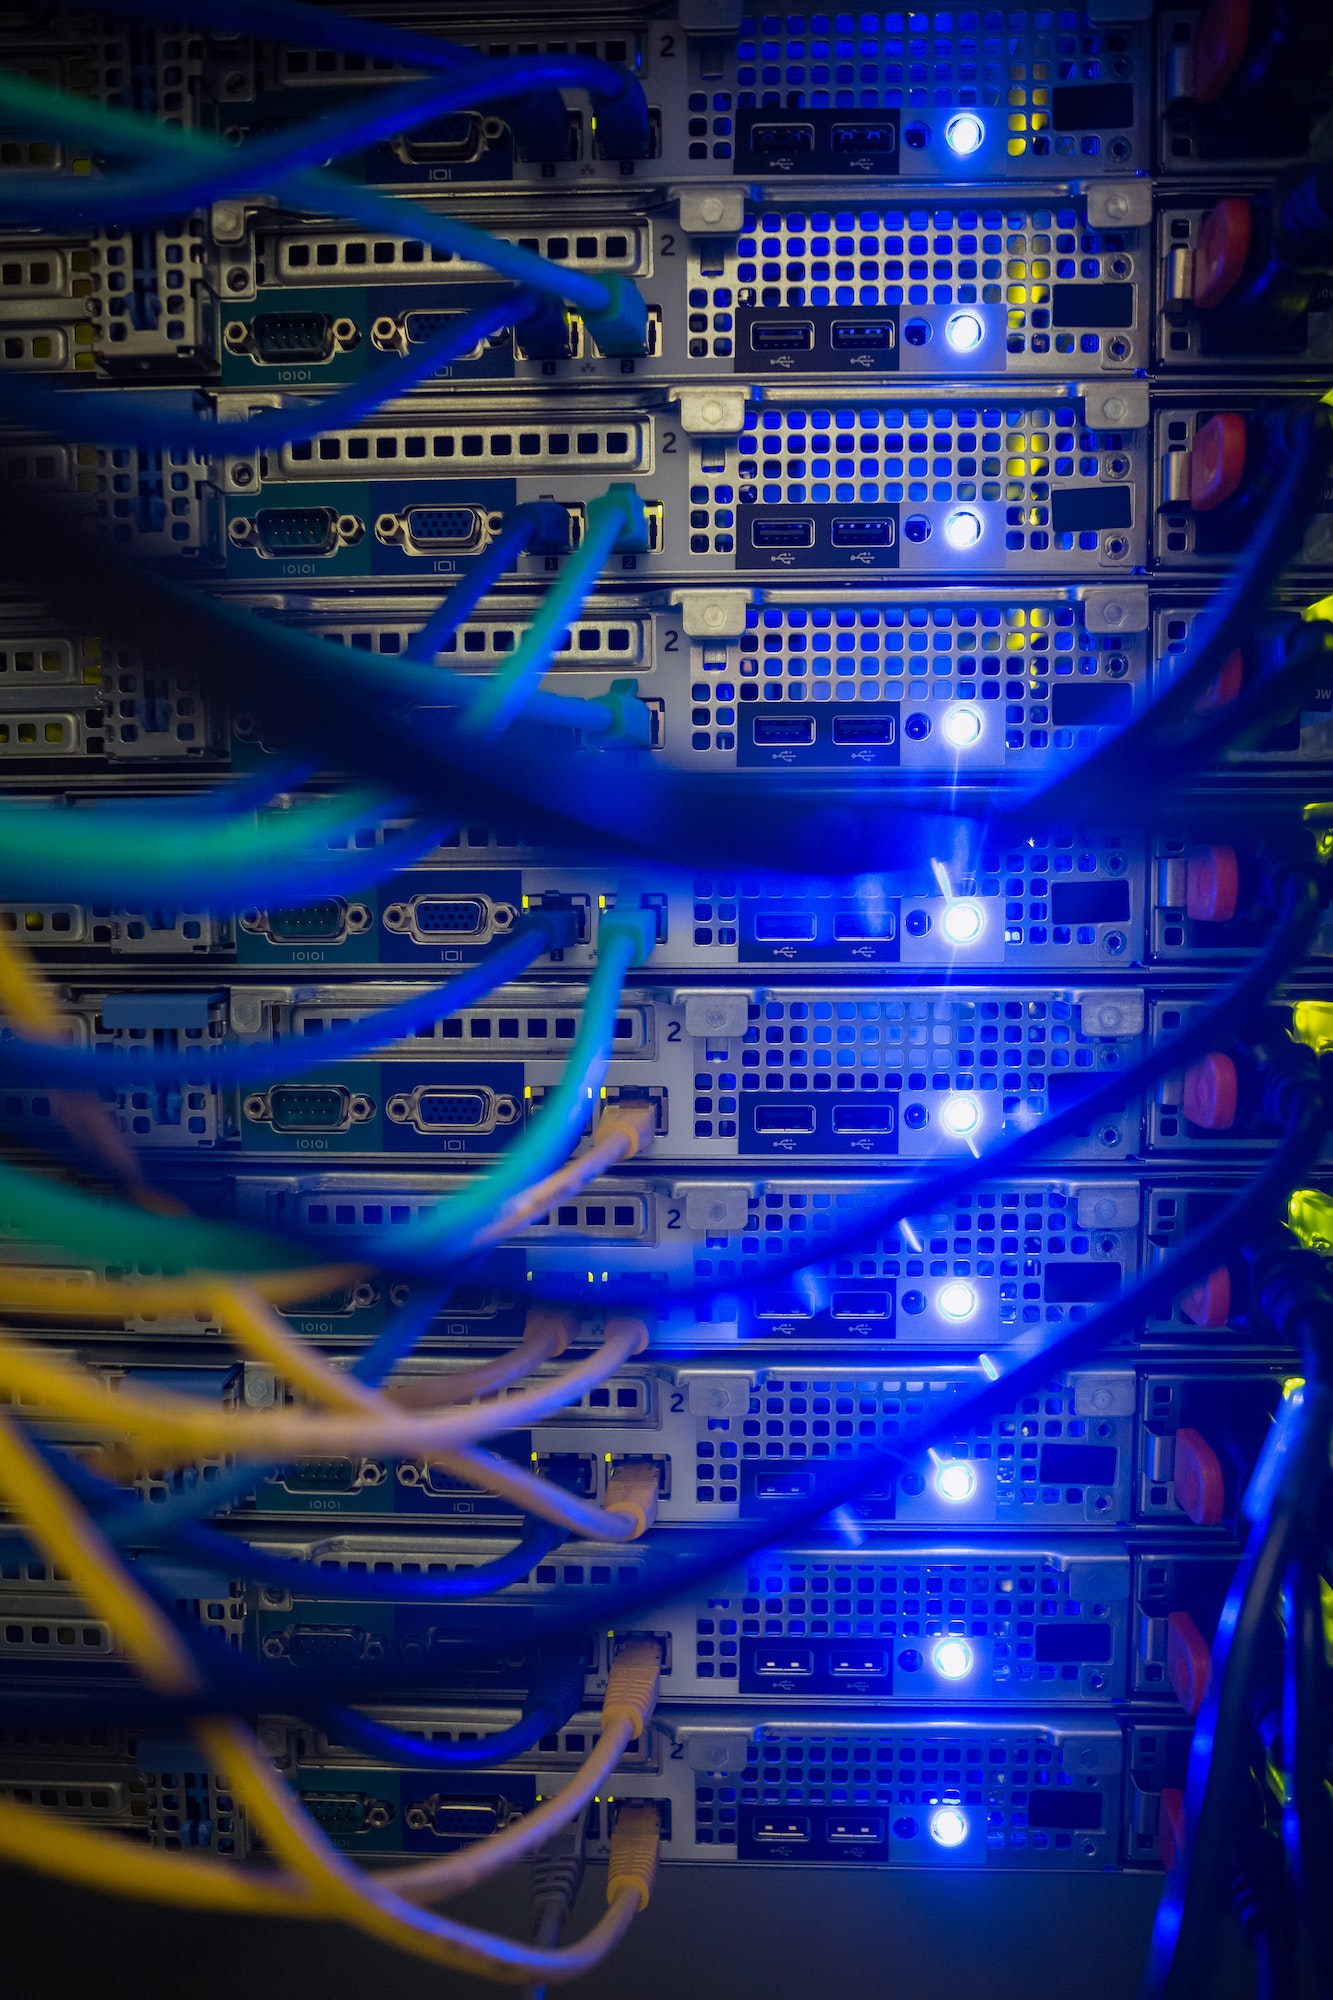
[733,11,1130,163]
[695,1377,1097,1505]
[688,599,1130,751]
[696,1726,1087,1852]
[710,401,1130,560]
[689,994,1127,1137]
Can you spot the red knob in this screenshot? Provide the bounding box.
[1173,1428,1226,1526]
[1182,1053,1239,1130]
[1192,0,1251,104]
[1193,649,1244,712]
[1167,1610,1213,1716]
[1193,198,1252,311]
[1188,413,1248,512]
[1157,1788,1187,1872]
[1186,845,1239,922]
[1180,1267,1232,1329]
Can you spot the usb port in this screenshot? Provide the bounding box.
[754,1815,811,1843]
[831,517,894,548]
[831,715,896,745]
[828,1817,886,1843]
[831,1103,895,1133]
[749,320,815,352]
[831,121,896,152]
[829,1648,889,1676]
[754,1648,814,1675]
[754,1104,816,1133]
[752,715,815,746]
[753,913,817,942]
[750,123,815,153]
[831,320,895,350]
[754,1470,814,1498]
[751,519,814,549]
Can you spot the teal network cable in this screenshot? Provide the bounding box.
[0,789,448,905]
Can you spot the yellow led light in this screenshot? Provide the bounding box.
[1282,1376,1306,1399]
[1287,1187,1333,1251]
[1291,1001,1333,1053]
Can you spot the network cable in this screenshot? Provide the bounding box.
[0,912,574,1091]
[1141,1254,1333,2000]
[0,1410,663,1979]
[0,72,649,351]
[0,295,557,453]
[0,1059,1320,1740]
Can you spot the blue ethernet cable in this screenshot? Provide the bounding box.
[0,857,1312,1303]
[0,915,571,1094]
[79,0,651,161]
[0,296,542,456]
[461,489,647,738]
[0,1098,1316,1739]
[338,908,654,1269]
[83,0,650,159]
[0,72,646,344]
[404,506,573,665]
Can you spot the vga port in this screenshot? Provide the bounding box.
[230,508,363,559]
[381,894,516,945]
[243,1085,376,1134]
[385,1086,519,1135]
[371,309,496,360]
[285,1625,382,1661]
[224,312,358,364]
[391,110,491,163]
[404,1794,506,1838]
[375,506,489,556]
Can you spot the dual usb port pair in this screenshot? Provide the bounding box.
[751,518,893,550]
[751,714,895,747]
[749,319,894,354]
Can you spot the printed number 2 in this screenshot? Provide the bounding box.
[667,1207,682,1229]
[670,1390,686,1412]
[659,32,676,55]
[667,1018,682,1037]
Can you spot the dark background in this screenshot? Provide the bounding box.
[0,1857,1276,1999]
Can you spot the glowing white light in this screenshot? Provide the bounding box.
[943,705,982,748]
[940,1094,980,1138]
[937,1279,978,1321]
[935,1461,976,1503]
[944,508,983,550]
[933,1638,974,1680]
[941,900,984,945]
[944,112,985,156]
[945,310,985,352]
[930,1806,970,1847]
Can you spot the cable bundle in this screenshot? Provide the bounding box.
[0,4,1330,1993]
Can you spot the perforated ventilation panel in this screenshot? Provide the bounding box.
[696,1719,1116,1867]
[688,1543,1127,1701]
[726,399,1141,571]
[699,1372,1129,1526]
[691,598,1140,755]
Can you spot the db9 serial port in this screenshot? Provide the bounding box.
[239,899,373,944]
[242,1085,375,1134]
[229,508,364,558]
[381,894,517,945]
[223,312,359,365]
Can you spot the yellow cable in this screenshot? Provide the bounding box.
[0,1411,199,1693]
[0,1262,369,1317]
[0,1434,659,1981]
[0,1315,648,1470]
[474,1103,656,1245]
[0,924,63,1039]
[209,1288,650,1536]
